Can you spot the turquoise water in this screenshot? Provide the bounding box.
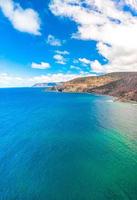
[0,88,137,200]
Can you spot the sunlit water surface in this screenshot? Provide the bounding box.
[0,88,137,200]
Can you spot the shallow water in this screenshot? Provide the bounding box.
[0,88,137,200]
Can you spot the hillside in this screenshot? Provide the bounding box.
[55,72,137,102]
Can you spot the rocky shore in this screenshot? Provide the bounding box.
[49,72,137,102]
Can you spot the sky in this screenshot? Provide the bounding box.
[0,0,137,87]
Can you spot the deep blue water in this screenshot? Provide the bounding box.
[0,88,137,200]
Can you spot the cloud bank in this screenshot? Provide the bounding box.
[50,0,137,73]
[0,73,85,87]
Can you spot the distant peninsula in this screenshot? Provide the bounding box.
[34,72,137,102]
[33,82,60,88]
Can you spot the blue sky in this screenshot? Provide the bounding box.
[0,0,137,87]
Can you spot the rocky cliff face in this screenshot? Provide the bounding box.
[88,73,137,102]
[55,72,137,102]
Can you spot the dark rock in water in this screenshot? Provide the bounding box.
[58,88,63,92]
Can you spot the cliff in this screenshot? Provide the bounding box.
[54,72,137,102]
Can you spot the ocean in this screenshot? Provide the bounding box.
[0,88,137,200]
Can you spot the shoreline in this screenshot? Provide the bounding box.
[45,88,137,104]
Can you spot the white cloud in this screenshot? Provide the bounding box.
[47,34,62,46]
[55,50,69,55]
[28,73,80,84]
[28,72,96,85]
[54,50,70,64]
[31,62,50,69]
[50,0,137,73]
[0,73,24,87]
[78,57,104,72]
[90,60,105,73]
[125,0,137,9]
[0,73,86,87]
[97,42,137,72]
[53,54,67,65]
[0,0,41,35]
[79,58,91,65]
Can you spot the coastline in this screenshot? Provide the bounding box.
[44,72,137,103]
[45,88,137,104]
